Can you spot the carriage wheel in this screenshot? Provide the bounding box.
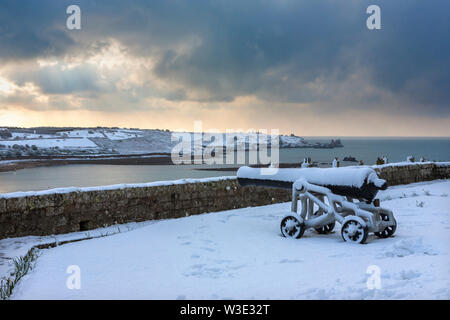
[375,213,397,238]
[280,216,305,239]
[341,218,368,244]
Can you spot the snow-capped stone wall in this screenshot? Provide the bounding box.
[374,162,450,186]
[0,179,291,239]
[0,162,449,239]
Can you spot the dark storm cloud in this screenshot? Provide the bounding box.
[359,1,450,114]
[12,64,114,94]
[0,1,76,60]
[0,0,449,115]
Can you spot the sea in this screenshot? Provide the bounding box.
[0,137,449,193]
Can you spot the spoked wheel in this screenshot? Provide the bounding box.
[375,213,397,238]
[280,216,305,239]
[341,218,368,244]
[312,211,335,234]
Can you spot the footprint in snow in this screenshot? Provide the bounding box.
[213,259,233,264]
[184,264,225,279]
[194,225,208,234]
[279,259,303,264]
[395,270,422,280]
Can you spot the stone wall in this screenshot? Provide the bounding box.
[0,179,291,239]
[374,162,450,186]
[0,162,449,239]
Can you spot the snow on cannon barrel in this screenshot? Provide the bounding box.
[237,166,387,202]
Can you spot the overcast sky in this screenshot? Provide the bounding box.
[0,0,449,136]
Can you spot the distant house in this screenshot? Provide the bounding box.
[0,129,12,139]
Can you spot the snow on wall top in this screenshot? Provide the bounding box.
[371,161,450,169]
[0,176,236,199]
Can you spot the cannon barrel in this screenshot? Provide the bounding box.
[237,166,387,202]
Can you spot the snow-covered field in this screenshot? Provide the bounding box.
[0,138,98,149]
[6,180,450,300]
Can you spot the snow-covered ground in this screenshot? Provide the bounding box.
[5,180,450,300]
[0,221,156,285]
[102,130,143,140]
[57,129,105,139]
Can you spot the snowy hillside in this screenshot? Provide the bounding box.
[6,179,450,299]
[0,127,338,158]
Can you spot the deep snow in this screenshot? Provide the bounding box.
[5,180,450,300]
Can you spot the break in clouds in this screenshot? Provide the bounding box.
[0,0,449,120]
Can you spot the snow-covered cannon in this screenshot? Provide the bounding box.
[237,166,396,244]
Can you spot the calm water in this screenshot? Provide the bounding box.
[282,137,450,164]
[1,138,449,193]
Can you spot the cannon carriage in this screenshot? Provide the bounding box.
[237,166,397,244]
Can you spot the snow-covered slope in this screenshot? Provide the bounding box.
[7,179,450,300]
[0,128,334,158]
